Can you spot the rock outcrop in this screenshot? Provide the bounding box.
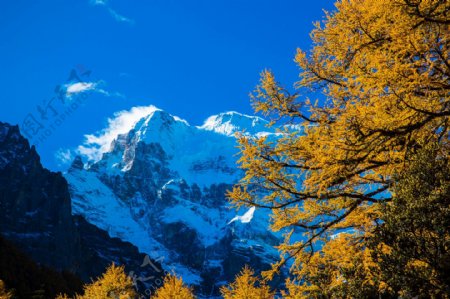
[0,122,163,295]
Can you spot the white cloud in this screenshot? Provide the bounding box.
[64,81,124,99]
[66,82,96,95]
[98,89,125,98]
[91,0,107,4]
[90,0,135,24]
[55,148,74,166]
[107,7,135,24]
[77,105,159,161]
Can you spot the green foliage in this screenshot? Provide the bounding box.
[368,144,450,298]
[228,0,450,295]
[1,0,449,298]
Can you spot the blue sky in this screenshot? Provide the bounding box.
[0,0,334,170]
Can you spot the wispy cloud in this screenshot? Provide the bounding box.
[55,148,74,166]
[90,0,135,25]
[77,105,159,161]
[66,82,96,95]
[107,7,134,24]
[64,81,125,99]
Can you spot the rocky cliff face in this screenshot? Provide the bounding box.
[65,108,285,296]
[0,122,78,271]
[0,122,162,292]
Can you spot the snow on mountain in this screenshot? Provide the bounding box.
[64,105,284,295]
[199,111,270,136]
[77,105,161,161]
[227,206,256,225]
[66,166,156,254]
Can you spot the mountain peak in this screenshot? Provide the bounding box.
[76,105,270,164]
[0,122,20,143]
[129,108,191,149]
[198,111,269,136]
[70,155,84,171]
[134,108,185,131]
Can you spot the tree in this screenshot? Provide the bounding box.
[0,236,82,299]
[281,233,382,299]
[220,266,274,299]
[76,264,137,299]
[228,0,449,294]
[151,273,195,299]
[0,280,13,299]
[368,144,450,298]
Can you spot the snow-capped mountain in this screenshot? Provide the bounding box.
[64,106,284,295]
[199,111,271,137]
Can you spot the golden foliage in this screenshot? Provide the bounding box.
[282,234,382,298]
[220,266,274,299]
[76,264,136,299]
[151,274,195,299]
[0,280,12,299]
[229,0,449,295]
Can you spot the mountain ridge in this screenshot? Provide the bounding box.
[0,121,163,297]
[64,106,285,296]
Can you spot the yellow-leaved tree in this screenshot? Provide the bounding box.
[0,280,12,299]
[78,264,136,299]
[220,266,274,299]
[228,0,449,296]
[151,273,195,299]
[56,264,137,299]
